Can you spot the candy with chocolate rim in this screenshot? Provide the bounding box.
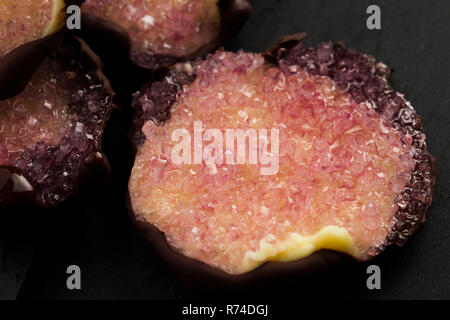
[79,0,251,70]
[128,34,436,284]
[0,35,114,210]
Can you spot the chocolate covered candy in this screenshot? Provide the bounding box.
[128,34,436,284]
[0,36,113,208]
[79,0,251,70]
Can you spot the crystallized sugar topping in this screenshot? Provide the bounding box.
[129,51,416,274]
[0,0,55,56]
[281,41,434,248]
[1,60,74,166]
[82,0,221,67]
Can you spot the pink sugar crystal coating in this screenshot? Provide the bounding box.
[0,38,112,206]
[282,41,434,247]
[82,0,221,66]
[0,0,53,57]
[129,51,415,274]
[0,64,73,162]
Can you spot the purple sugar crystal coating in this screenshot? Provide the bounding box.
[131,63,198,146]
[1,36,113,207]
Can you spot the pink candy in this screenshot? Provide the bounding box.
[130,51,416,274]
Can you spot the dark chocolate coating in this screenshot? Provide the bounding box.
[0,167,35,211]
[0,32,63,100]
[71,11,149,98]
[66,0,84,6]
[129,34,437,285]
[128,193,348,288]
[78,152,111,186]
[75,0,251,71]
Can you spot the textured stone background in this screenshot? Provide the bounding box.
[1,0,449,299]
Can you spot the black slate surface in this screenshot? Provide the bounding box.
[1,0,449,299]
